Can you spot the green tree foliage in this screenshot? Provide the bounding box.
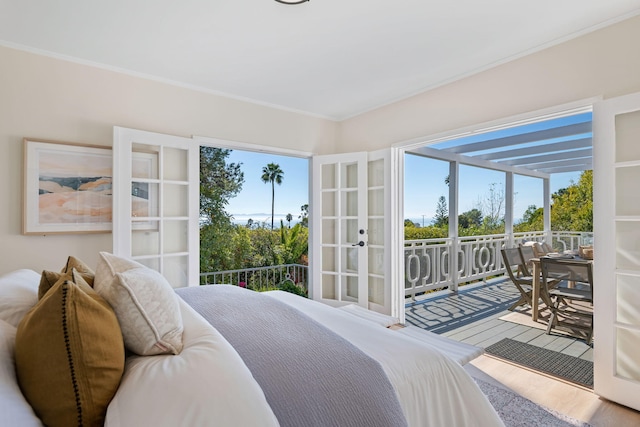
[261,163,284,230]
[404,226,448,240]
[278,280,308,297]
[199,147,244,273]
[433,196,448,227]
[200,147,244,227]
[514,170,592,232]
[478,182,505,233]
[298,204,309,227]
[514,205,543,232]
[279,220,309,264]
[458,208,482,229]
[243,227,282,267]
[551,170,592,231]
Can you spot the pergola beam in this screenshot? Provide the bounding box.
[443,122,592,154]
[518,158,592,171]
[538,164,593,174]
[409,145,550,179]
[476,137,591,161]
[498,148,592,166]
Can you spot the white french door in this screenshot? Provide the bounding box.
[112,127,199,287]
[593,91,640,411]
[311,149,400,317]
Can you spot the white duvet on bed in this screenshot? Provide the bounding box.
[265,291,505,427]
[105,299,279,427]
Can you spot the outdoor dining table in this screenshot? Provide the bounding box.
[529,254,593,321]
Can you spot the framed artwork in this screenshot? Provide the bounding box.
[23,138,159,234]
[23,139,113,234]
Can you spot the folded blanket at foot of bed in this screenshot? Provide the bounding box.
[264,290,505,427]
[176,285,408,427]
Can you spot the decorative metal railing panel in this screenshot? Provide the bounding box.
[458,234,508,284]
[513,231,547,245]
[200,264,308,292]
[551,231,593,252]
[404,238,452,297]
[404,231,593,299]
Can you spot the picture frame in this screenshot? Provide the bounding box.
[22,138,160,235]
[23,139,113,235]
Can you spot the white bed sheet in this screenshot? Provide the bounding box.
[338,303,484,365]
[265,291,505,427]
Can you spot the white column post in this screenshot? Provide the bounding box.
[448,161,459,293]
[505,172,514,248]
[543,177,551,244]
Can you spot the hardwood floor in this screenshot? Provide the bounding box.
[405,278,640,426]
[406,278,592,359]
[467,356,640,427]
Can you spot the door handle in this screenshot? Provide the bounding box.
[352,241,365,247]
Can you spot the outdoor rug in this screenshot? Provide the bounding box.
[484,338,593,389]
[475,378,592,427]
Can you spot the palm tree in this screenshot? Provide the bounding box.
[261,163,284,230]
[286,213,293,228]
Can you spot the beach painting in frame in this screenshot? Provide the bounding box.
[23,139,113,234]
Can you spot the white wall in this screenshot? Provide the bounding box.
[338,15,640,151]
[2,15,639,276]
[0,46,337,275]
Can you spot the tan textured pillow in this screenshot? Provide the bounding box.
[15,276,125,427]
[38,270,68,300]
[38,256,95,299]
[532,242,545,257]
[94,252,183,356]
[62,256,95,286]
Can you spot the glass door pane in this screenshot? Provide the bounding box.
[312,153,368,306]
[367,153,388,312]
[113,127,199,287]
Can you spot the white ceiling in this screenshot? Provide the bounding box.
[1,0,640,120]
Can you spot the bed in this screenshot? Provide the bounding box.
[0,253,505,427]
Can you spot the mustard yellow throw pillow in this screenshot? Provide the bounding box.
[15,276,125,427]
[38,256,95,299]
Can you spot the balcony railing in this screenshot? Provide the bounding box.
[405,231,593,300]
[200,264,308,292]
[199,231,592,301]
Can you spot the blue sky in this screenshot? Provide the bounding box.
[225,150,581,227]
[404,112,591,225]
[225,150,309,226]
[403,155,580,225]
[223,112,589,227]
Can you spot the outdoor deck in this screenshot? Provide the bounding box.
[405,276,593,361]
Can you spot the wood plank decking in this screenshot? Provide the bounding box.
[405,277,593,361]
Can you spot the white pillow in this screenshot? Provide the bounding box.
[105,299,279,427]
[0,319,43,426]
[94,252,183,356]
[0,270,40,327]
